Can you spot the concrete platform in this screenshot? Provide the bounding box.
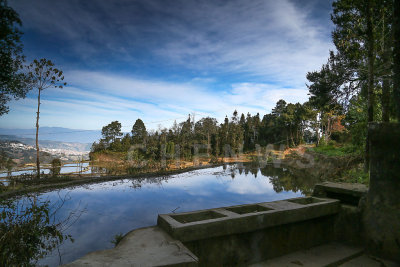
[249,243,363,267]
[339,255,400,267]
[63,226,198,267]
[158,197,340,242]
[313,182,368,206]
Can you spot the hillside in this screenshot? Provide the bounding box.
[0,127,101,143]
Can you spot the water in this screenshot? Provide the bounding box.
[24,164,314,266]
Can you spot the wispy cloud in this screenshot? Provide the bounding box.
[12,0,333,82]
[0,70,311,129]
[153,0,333,85]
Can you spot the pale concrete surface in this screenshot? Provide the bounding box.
[63,226,198,267]
[248,243,363,267]
[339,255,400,267]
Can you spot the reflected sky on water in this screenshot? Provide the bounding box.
[37,164,312,266]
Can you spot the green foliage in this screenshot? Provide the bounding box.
[345,95,368,149]
[131,119,147,144]
[305,0,399,171]
[0,197,73,266]
[110,233,124,247]
[260,100,316,148]
[0,151,14,171]
[50,158,62,177]
[92,100,321,167]
[26,59,66,91]
[343,166,370,185]
[101,121,123,145]
[310,143,361,157]
[0,0,31,116]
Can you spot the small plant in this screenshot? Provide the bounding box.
[111,233,124,247]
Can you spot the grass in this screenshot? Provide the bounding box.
[308,142,361,157]
[341,166,370,185]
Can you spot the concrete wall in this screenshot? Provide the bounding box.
[158,196,343,266]
[364,123,400,261]
[183,215,336,266]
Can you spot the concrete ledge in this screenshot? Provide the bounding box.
[63,226,198,267]
[313,182,368,206]
[158,197,340,242]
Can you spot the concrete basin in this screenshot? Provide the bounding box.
[226,204,273,215]
[171,210,227,224]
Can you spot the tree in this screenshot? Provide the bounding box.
[131,118,147,144]
[26,59,66,178]
[394,0,400,120]
[0,0,30,115]
[179,115,194,159]
[101,120,123,145]
[307,0,396,168]
[194,117,218,155]
[120,133,132,152]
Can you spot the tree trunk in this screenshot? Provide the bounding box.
[365,0,375,172]
[36,89,41,178]
[394,0,400,120]
[382,78,390,122]
[316,112,321,146]
[381,9,391,122]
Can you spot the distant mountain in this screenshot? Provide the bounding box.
[0,135,91,152]
[0,127,101,143]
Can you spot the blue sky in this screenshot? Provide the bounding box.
[1,0,334,131]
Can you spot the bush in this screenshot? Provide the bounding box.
[343,166,369,185]
[50,158,62,177]
[0,197,73,266]
[310,143,361,157]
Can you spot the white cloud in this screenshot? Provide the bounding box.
[0,70,311,129]
[152,0,333,86]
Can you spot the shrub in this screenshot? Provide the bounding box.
[0,197,73,266]
[50,158,62,177]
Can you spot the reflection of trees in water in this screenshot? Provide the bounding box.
[0,192,84,266]
[129,176,170,189]
[260,165,316,195]
[124,163,317,195]
[227,164,259,179]
[222,163,316,195]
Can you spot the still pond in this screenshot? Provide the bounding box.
[25,163,316,266]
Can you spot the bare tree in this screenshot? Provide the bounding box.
[27,59,66,178]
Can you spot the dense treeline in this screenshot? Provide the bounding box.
[91,99,337,161]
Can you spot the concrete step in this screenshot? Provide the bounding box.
[339,255,399,267]
[249,242,363,267]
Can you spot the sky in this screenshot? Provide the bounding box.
[1,0,334,131]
